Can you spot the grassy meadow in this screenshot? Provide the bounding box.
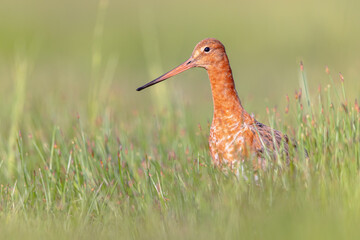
[0,0,360,239]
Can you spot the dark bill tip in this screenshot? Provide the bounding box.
[135,77,165,91]
[136,57,195,92]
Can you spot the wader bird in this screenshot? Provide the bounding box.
[137,38,289,168]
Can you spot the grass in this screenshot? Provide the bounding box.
[0,57,359,239]
[1,0,360,239]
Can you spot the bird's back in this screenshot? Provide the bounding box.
[209,115,289,168]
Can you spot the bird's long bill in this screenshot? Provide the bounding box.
[136,58,195,91]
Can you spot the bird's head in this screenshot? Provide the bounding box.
[136,38,227,91]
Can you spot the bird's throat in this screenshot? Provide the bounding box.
[207,63,245,120]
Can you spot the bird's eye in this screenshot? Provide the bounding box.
[204,47,210,52]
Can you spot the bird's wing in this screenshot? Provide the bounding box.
[250,121,289,157]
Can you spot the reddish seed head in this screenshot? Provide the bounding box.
[302,116,306,123]
[339,73,344,83]
[311,118,315,127]
[342,102,348,113]
[295,89,302,101]
[325,66,330,74]
[355,99,360,113]
[300,61,304,71]
[285,95,289,114]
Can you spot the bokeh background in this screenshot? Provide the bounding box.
[0,0,359,133]
[0,1,360,239]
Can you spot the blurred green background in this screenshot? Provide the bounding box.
[0,1,360,239]
[0,0,359,128]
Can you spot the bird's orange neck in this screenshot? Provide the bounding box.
[207,57,251,124]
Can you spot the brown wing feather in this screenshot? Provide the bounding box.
[251,120,289,158]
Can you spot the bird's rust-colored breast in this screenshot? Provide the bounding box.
[209,110,256,166]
